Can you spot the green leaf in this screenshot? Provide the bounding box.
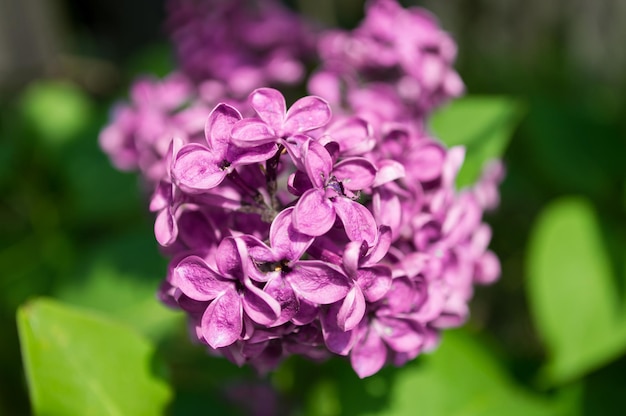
[526,197,626,384]
[296,330,568,416]
[17,298,172,416]
[56,264,183,341]
[20,80,94,146]
[363,330,560,416]
[430,96,523,187]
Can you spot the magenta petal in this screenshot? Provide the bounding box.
[287,260,350,304]
[270,207,314,260]
[173,144,226,192]
[333,197,378,245]
[293,189,336,236]
[372,188,402,238]
[243,235,279,264]
[281,134,309,170]
[206,103,241,153]
[373,159,405,187]
[325,117,374,156]
[351,327,387,378]
[474,250,501,284]
[377,317,423,353]
[154,206,178,247]
[202,290,242,348]
[303,140,333,188]
[321,303,359,355]
[292,298,319,325]
[365,225,392,265]
[215,237,249,279]
[230,118,277,147]
[287,170,312,196]
[264,276,299,326]
[337,286,366,331]
[356,265,392,303]
[149,181,170,212]
[242,280,281,326]
[249,88,286,129]
[284,95,332,133]
[229,142,277,165]
[172,256,230,301]
[384,277,417,314]
[409,143,445,182]
[333,158,377,190]
[342,241,367,277]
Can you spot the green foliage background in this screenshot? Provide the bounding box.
[1,0,625,414]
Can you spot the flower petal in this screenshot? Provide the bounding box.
[150,181,171,212]
[365,225,392,265]
[287,260,350,304]
[230,118,277,148]
[350,326,387,378]
[372,188,402,238]
[377,317,423,353]
[293,189,336,236]
[173,144,227,192]
[242,280,281,326]
[333,158,377,190]
[172,256,230,301]
[201,290,242,348]
[215,237,249,280]
[356,265,392,303]
[292,298,319,325]
[321,303,359,355]
[284,95,332,133]
[154,206,178,247]
[324,116,374,156]
[264,275,299,326]
[249,87,286,130]
[205,103,241,153]
[408,142,445,182]
[229,142,278,165]
[373,159,405,187]
[303,139,333,188]
[342,241,367,277]
[337,286,366,331]
[270,207,314,260]
[333,197,378,245]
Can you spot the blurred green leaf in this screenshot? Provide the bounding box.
[20,80,94,146]
[56,264,182,341]
[296,330,567,416]
[526,197,626,384]
[361,330,561,416]
[431,96,523,187]
[54,229,182,340]
[17,298,172,416]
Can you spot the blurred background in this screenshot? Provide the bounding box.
[1,0,625,414]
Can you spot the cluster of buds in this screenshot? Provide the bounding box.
[100,0,502,378]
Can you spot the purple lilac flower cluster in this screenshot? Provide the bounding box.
[100,0,502,378]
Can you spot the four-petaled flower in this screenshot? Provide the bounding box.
[173,103,277,193]
[231,87,332,147]
[242,208,351,325]
[172,237,281,348]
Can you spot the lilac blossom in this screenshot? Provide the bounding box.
[309,0,464,121]
[243,208,351,321]
[292,139,378,244]
[172,238,281,348]
[231,88,332,148]
[172,103,277,193]
[100,0,504,378]
[166,0,315,96]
